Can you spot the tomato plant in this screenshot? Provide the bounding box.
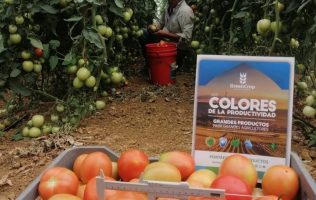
[0,0,157,139]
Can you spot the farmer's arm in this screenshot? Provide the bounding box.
[154,30,180,41]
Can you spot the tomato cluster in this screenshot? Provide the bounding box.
[37,150,300,200]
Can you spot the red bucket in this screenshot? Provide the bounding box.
[146,42,177,85]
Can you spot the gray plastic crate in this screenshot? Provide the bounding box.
[16,147,316,200]
[17,146,118,200]
[291,152,316,200]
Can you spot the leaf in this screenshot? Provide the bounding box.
[28,37,43,49]
[64,16,83,22]
[109,2,123,17]
[40,5,58,14]
[62,52,74,66]
[43,44,50,58]
[9,79,31,96]
[10,69,21,78]
[49,56,59,70]
[114,0,124,8]
[82,29,103,49]
[0,33,5,54]
[49,40,61,49]
[11,133,24,141]
[233,11,247,19]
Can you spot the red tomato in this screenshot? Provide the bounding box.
[107,191,147,200]
[210,175,252,200]
[159,151,195,180]
[35,48,43,57]
[262,165,299,200]
[38,167,80,200]
[255,196,280,200]
[118,149,149,181]
[48,194,81,200]
[73,153,88,178]
[219,154,257,190]
[80,152,112,183]
[84,176,119,200]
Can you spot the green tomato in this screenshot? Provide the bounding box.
[126,8,133,16]
[311,90,316,98]
[50,114,59,122]
[42,125,52,134]
[111,72,123,84]
[59,0,69,7]
[101,70,109,79]
[256,19,271,34]
[29,127,42,138]
[78,58,86,67]
[270,21,282,33]
[101,91,108,97]
[116,34,123,41]
[297,81,308,90]
[85,76,96,88]
[73,77,84,89]
[123,12,132,22]
[98,25,107,35]
[9,34,22,44]
[95,15,103,25]
[56,104,65,112]
[275,2,285,12]
[104,27,113,38]
[290,38,299,49]
[33,63,42,73]
[305,95,315,106]
[51,126,60,134]
[121,27,129,33]
[123,33,128,39]
[196,48,203,54]
[22,127,29,137]
[67,65,78,74]
[95,100,106,110]
[8,24,17,34]
[22,61,34,72]
[21,50,31,59]
[191,40,200,49]
[27,120,32,126]
[76,67,91,81]
[136,30,144,37]
[4,0,14,4]
[204,26,210,33]
[31,115,45,128]
[0,123,5,130]
[303,106,315,118]
[15,16,24,25]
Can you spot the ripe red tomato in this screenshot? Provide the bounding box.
[107,191,147,200]
[262,165,299,200]
[73,153,88,178]
[84,176,119,200]
[159,151,195,180]
[80,152,112,183]
[48,194,81,200]
[219,154,257,190]
[118,149,149,181]
[38,167,80,200]
[35,48,43,57]
[255,196,279,200]
[210,175,252,200]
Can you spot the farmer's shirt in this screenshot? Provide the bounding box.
[158,0,194,42]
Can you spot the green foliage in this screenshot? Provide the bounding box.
[0,0,156,137]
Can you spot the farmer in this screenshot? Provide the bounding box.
[140,0,195,75]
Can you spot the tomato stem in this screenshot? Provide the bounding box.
[269,0,280,55]
[228,0,239,54]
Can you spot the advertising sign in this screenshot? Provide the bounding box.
[192,55,295,179]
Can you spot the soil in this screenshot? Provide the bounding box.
[0,71,315,199]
